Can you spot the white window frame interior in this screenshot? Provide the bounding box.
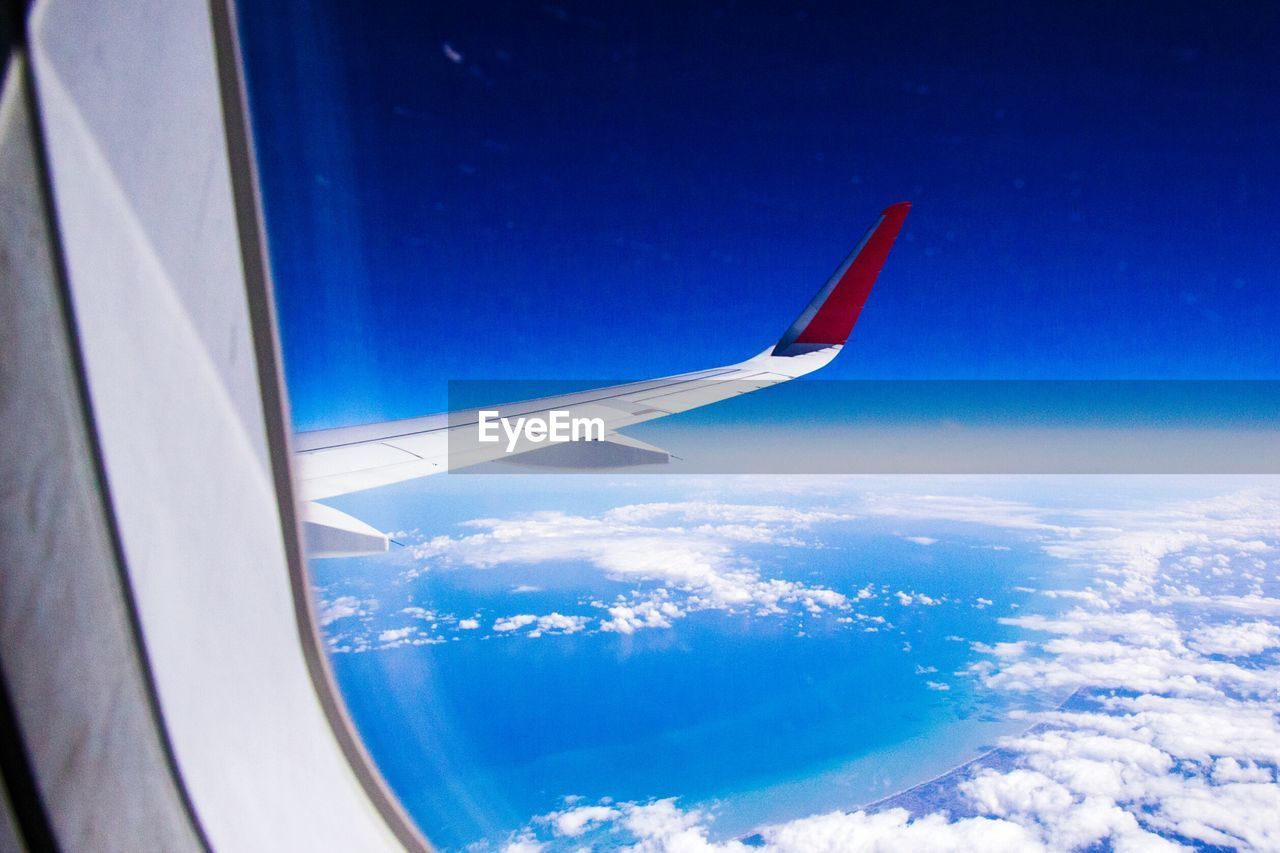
[1,0,429,848]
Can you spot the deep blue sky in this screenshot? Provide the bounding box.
[238,1,1280,431]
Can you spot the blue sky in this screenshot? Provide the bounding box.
[238,1,1279,431]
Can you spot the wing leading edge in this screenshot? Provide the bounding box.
[296,203,910,557]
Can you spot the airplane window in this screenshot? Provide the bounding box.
[233,2,1280,851]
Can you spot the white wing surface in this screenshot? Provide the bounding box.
[296,202,910,556]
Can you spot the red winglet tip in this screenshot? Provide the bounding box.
[772,202,911,354]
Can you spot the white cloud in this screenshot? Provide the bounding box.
[761,807,1043,852]
[514,799,1042,852]
[1211,757,1275,785]
[482,484,1280,852]
[401,606,453,626]
[971,640,1028,660]
[370,625,445,649]
[458,618,481,630]
[895,590,940,606]
[410,502,854,625]
[948,487,1280,849]
[599,590,684,635]
[493,612,590,637]
[377,627,413,643]
[1188,620,1280,657]
[500,834,543,853]
[493,614,538,633]
[859,492,1055,533]
[543,804,621,838]
[529,613,590,638]
[317,595,364,625]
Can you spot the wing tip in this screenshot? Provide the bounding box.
[771,202,911,357]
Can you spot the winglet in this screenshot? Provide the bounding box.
[772,202,910,356]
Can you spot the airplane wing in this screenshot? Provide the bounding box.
[296,202,910,556]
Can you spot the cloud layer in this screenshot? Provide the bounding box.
[400,501,862,639]
[471,482,1280,852]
